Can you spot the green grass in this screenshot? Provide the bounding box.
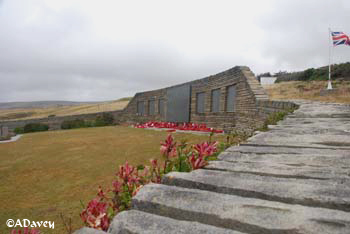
[0,126,228,234]
[257,110,295,132]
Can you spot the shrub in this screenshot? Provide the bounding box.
[61,119,86,129]
[61,113,114,130]
[258,108,297,132]
[94,113,114,127]
[14,127,24,134]
[0,135,11,141]
[23,123,49,133]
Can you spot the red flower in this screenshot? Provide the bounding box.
[189,153,208,169]
[118,161,138,183]
[160,134,177,158]
[149,159,162,183]
[112,180,122,193]
[11,228,40,234]
[194,141,218,157]
[80,197,109,231]
[133,121,223,133]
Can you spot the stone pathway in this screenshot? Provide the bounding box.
[76,101,350,234]
[0,134,22,144]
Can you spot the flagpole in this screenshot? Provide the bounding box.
[328,28,333,90]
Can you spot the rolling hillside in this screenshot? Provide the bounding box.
[0,98,131,121]
[265,80,350,103]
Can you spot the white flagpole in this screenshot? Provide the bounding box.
[327,28,333,90]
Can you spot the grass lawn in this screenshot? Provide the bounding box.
[265,80,350,103]
[0,126,227,234]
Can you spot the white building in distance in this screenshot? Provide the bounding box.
[260,77,277,86]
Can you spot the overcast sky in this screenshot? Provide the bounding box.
[0,0,349,102]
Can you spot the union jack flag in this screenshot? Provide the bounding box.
[331,31,350,46]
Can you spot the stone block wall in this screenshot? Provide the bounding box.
[121,89,167,124]
[190,66,268,131]
[1,110,124,133]
[0,66,298,134]
[256,100,298,117]
[233,100,298,134]
[0,126,9,137]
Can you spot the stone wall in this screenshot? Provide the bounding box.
[1,110,124,132]
[190,67,269,132]
[0,66,298,134]
[233,99,298,134]
[121,89,167,124]
[0,126,9,137]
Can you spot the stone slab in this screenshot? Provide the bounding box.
[218,151,350,171]
[108,210,245,234]
[132,184,350,234]
[73,227,107,234]
[291,102,350,117]
[162,170,350,212]
[266,127,350,135]
[206,160,350,181]
[224,145,350,156]
[246,131,350,149]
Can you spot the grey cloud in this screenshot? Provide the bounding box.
[257,0,350,72]
[0,0,349,102]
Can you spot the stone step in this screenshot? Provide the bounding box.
[288,113,350,118]
[108,210,245,234]
[205,160,350,181]
[267,127,350,135]
[132,184,350,234]
[218,151,350,171]
[162,170,350,212]
[74,227,107,234]
[246,131,350,149]
[224,145,350,156]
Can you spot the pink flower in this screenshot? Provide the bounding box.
[11,228,40,234]
[118,161,139,183]
[160,134,177,158]
[189,153,208,170]
[112,180,122,193]
[149,159,162,183]
[194,141,218,157]
[80,197,110,231]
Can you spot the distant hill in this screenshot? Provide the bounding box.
[0,97,132,121]
[0,101,103,110]
[0,97,133,110]
[275,62,350,82]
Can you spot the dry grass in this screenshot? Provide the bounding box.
[0,126,228,234]
[265,80,350,103]
[0,100,129,121]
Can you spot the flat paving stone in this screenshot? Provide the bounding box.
[162,170,350,211]
[132,184,350,234]
[206,160,350,181]
[108,210,245,234]
[74,227,107,234]
[218,151,350,169]
[223,145,350,156]
[246,131,350,149]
